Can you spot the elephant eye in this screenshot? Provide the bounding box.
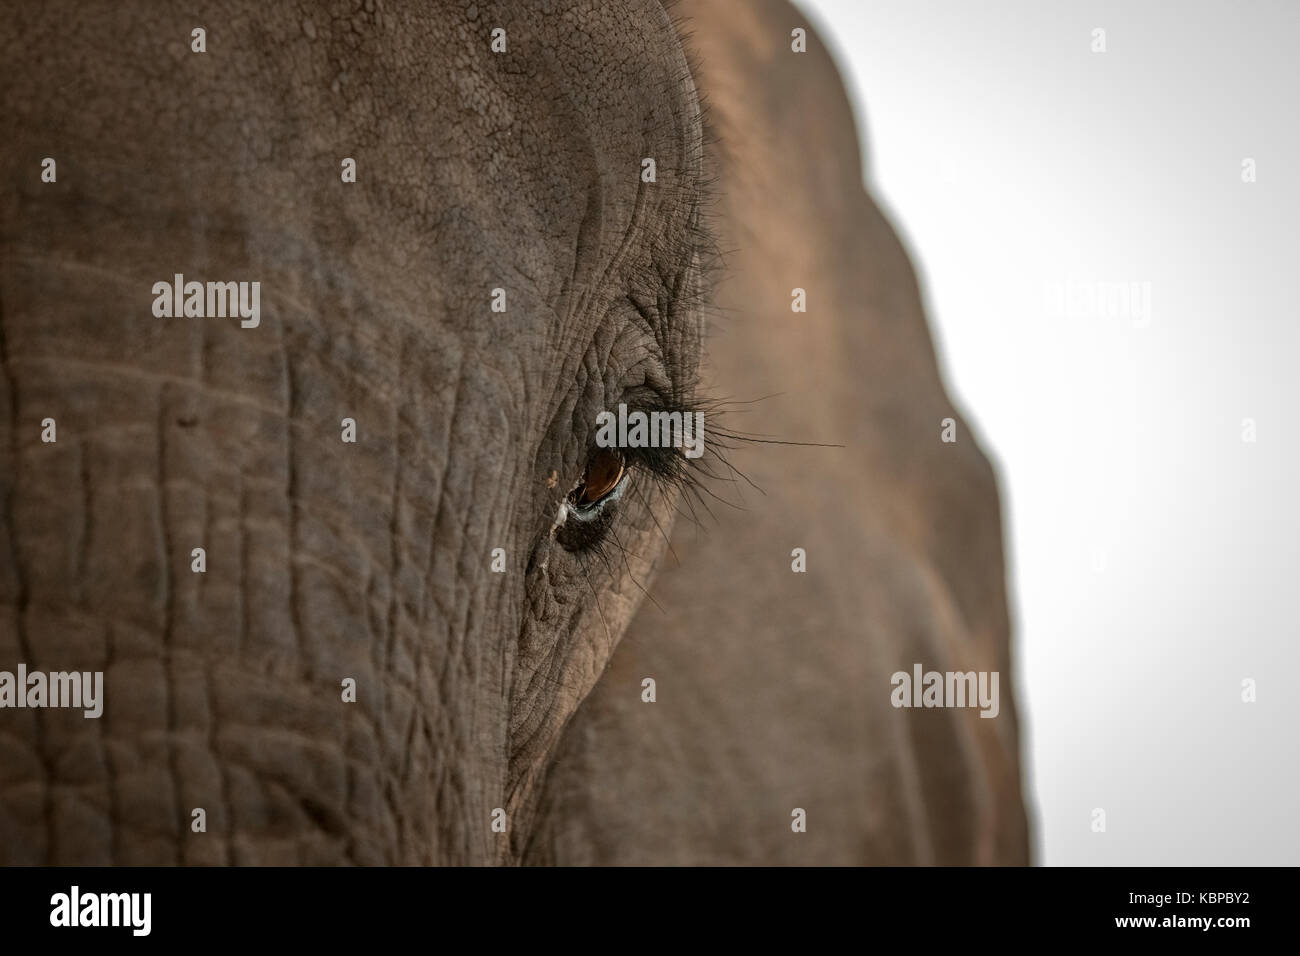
[554,447,627,552]
[573,448,625,510]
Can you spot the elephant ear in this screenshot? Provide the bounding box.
[525,0,1030,866]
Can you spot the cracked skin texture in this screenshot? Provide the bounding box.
[0,0,1029,865]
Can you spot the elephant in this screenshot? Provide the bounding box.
[0,0,1029,865]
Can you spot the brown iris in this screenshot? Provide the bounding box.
[575,448,625,508]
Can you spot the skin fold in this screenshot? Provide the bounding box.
[0,0,1028,865]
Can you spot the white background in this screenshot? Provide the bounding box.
[798,0,1299,864]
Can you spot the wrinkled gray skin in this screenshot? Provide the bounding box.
[0,0,1029,864]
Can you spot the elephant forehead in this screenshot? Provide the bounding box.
[423,0,707,321]
[0,0,705,421]
[0,0,702,290]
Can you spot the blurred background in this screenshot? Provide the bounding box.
[798,0,1300,864]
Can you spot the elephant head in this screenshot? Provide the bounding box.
[1,0,711,864]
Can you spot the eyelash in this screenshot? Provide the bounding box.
[555,400,705,554]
